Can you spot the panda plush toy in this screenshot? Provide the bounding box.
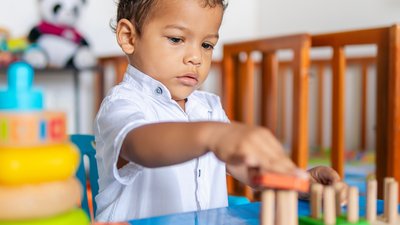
[23,0,96,69]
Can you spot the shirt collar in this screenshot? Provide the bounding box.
[124,65,210,113]
[125,65,173,102]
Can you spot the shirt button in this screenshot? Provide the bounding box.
[155,87,163,95]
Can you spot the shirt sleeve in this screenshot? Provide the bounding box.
[95,97,148,185]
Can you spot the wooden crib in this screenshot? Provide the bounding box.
[222,34,311,200]
[222,24,400,201]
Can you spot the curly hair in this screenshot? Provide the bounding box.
[112,0,228,35]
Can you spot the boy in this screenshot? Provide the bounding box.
[95,0,345,222]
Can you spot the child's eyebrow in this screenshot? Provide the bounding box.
[164,25,219,39]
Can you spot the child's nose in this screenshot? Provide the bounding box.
[183,45,202,66]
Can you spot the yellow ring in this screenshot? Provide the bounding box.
[0,143,80,185]
[0,178,82,220]
[0,208,89,225]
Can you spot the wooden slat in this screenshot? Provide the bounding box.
[261,52,279,134]
[386,24,400,202]
[360,63,368,152]
[331,46,346,178]
[316,63,325,154]
[375,28,391,200]
[291,40,311,169]
[278,65,287,142]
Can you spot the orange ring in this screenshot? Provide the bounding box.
[0,178,82,220]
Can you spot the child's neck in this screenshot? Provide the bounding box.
[176,99,187,112]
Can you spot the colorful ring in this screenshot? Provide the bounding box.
[0,143,80,185]
[0,178,82,220]
[0,208,89,225]
[0,111,67,147]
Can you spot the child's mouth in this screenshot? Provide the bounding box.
[177,74,198,86]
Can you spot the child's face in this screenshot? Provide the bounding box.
[129,0,224,102]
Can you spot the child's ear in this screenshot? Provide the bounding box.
[116,19,137,54]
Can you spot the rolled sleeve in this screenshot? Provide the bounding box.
[96,98,148,185]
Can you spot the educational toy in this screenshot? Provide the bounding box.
[0,111,67,146]
[0,178,82,220]
[0,143,79,185]
[252,171,310,192]
[0,62,43,110]
[0,208,89,225]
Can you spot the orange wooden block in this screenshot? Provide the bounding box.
[251,172,310,193]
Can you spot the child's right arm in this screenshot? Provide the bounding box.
[120,121,296,174]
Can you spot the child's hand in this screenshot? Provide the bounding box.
[208,122,296,174]
[299,166,348,205]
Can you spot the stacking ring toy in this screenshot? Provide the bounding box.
[0,178,82,220]
[0,111,67,147]
[0,143,79,185]
[0,208,89,225]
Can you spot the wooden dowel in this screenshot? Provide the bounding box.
[366,179,377,222]
[347,187,359,223]
[387,181,399,224]
[261,189,275,225]
[334,183,342,216]
[384,177,395,219]
[311,183,323,219]
[323,187,336,225]
[288,191,298,225]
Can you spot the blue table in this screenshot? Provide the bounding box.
[127,197,388,225]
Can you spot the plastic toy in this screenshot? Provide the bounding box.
[0,62,43,110]
[0,61,89,224]
[23,0,96,69]
[0,143,79,185]
[0,178,81,220]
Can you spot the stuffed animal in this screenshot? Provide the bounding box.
[23,0,96,69]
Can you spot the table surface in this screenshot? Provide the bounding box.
[127,197,389,225]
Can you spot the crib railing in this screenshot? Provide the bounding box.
[311,25,400,199]
[222,34,311,200]
[222,24,400,201]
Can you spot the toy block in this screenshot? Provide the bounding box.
[251,171,310,193]
[0,62,43,111]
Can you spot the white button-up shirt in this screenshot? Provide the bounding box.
[94,65,229,222]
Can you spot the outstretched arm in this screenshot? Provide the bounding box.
[120,121,296,174]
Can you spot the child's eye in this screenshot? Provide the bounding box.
[168,37,183,44]
[202,42,214,50]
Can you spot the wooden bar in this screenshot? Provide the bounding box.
[261,52,278,134]
[291,40,311,169]
[360,63,368,152]
[316,63,325,154]
[331,46,346,178]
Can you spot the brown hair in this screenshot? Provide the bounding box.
[113,0,228,35]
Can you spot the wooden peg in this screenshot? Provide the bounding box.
[276,191,289,225]
[384,177,395,219]
[311,183,323,219]
[323,186,336,225]
[366,179,377,222]
[261,189,275,225]
[387,181,399,224]
[347,186,359,223]
[334,182,343,216]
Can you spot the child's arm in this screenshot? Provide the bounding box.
[120,121,296,173]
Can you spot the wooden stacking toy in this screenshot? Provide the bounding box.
[255,169,400,225]
[0,62,89,225]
